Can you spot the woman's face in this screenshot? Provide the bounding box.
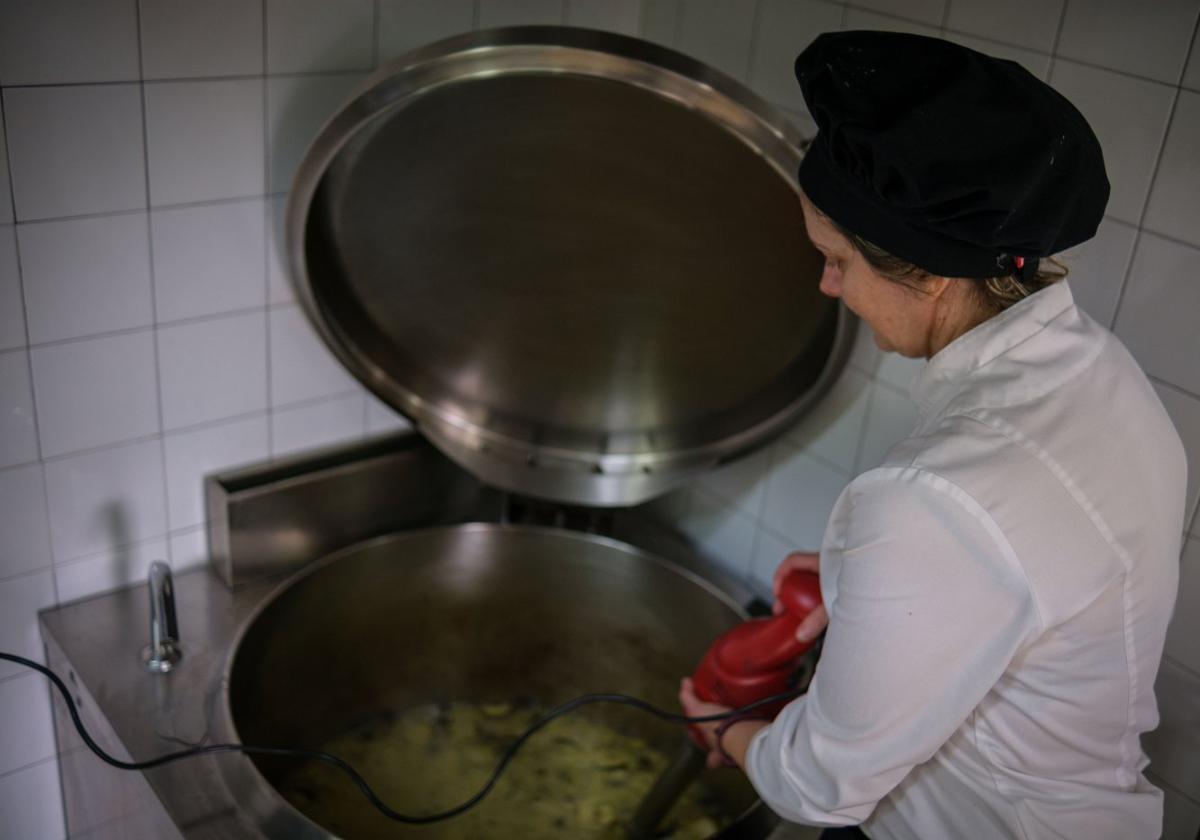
[800,193,939,358]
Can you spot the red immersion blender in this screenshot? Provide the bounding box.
[627,570,824,837]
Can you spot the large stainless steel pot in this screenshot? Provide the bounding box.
[217,524,777,838]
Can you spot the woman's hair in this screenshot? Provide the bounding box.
[825,215,1069,317]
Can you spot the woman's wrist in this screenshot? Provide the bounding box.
[716,718,771,769]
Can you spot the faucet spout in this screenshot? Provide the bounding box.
[142,561,182,673]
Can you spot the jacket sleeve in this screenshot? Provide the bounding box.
[744,467,1042,826]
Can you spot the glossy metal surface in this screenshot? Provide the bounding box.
[142,561,182,673]
[205,432,489,588]
[288,26,854,507]
[215,524,777,838]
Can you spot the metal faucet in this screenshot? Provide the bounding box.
[142,561,182,673]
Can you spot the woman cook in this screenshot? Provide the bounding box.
[680,31,1187,840]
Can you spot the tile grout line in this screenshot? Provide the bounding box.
[135,0,174,577]
[0,303,273,354]
[0,382,370,476]
[850,378,880,476]
[1108,78,1186,329]
[372,0,382,68]
[744,0,766,86]
[7,191,273,227]
[0,752,60,784]
[262,0,274,458]
[1,88,59,605]
[0,562,58,589]
[0,68,372,91]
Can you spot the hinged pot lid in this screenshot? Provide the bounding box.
[287,26,855,507]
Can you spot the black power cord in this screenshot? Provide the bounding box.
[0,651,801,825]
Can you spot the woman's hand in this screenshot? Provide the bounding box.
[773,551,829,642]
[678,677,734,769]
[679,678,770,769]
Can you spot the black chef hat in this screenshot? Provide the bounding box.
[795,31,1109,280]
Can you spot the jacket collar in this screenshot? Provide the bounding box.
[910,281,1077,423]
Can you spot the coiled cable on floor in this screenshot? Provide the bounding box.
[0,650,800,825]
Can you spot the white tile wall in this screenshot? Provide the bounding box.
[269,304,357,405]
[1187,26,1200,90]
[365,395,412,434]
[0,758,65,840]
[1114,233,1200,396]
[266,0,375,74]
[941,31,1051,81]
[851,0,945,27]
[145,79,265,206]
[1154,383,1200,527]
[752,0,843,114]
[1144,89,1200,248]
[566,0,642,35]
[1049,60,1177,226]
[169,525,210,572]
[944,0,1063,54]
[0,464,52,580]
[0,228,22,350]
[0,0,139,86]
[54,536,170,603]
[1057,0,1199,84]
[30,331,160,457]
[1059,219,1137,328]
[1145,658,1200,802]
[4,85,146,221]
[140,0,265,79]
[19,214,153,344]
[696,446,772,517]
[1166,536,1200,675]
[1161,775,1200,840]
[749,525,795,593]
[151,200,266,322]
[676,0,758,82]
[378,0,476,62]
[784,367,871,473]
[43,438,166,564]
[266,196,295,304]
[0,570,55,680]
[0,110,13,225]
[477,0,565,28]
[843,7,939,36]
[271,392,366,457]
[677,487,759,578]
[760,443,848,549]
[0,350,38,468]
[856,381,919,472]
[158,312,268,429]
[267,73,366,192]
[639,0,680,47]
[164,415,269,530]
[0,674,56,776]
[2,0,1200,829]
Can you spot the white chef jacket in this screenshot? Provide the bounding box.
[746,281,1187,839]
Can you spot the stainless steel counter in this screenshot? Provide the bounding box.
[42,566,278,838]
